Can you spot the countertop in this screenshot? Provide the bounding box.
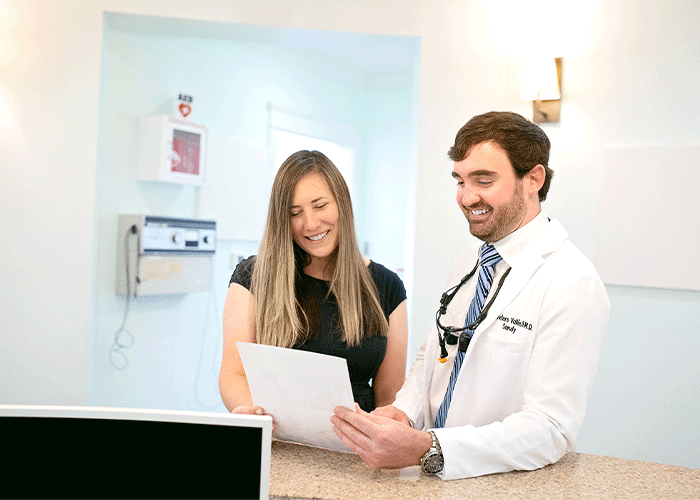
[269,441,700,499]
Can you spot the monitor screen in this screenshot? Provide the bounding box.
[0,405,272,500]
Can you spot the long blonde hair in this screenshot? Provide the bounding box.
[251,150,388,347]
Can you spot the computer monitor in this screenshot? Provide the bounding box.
[0,405,272,500]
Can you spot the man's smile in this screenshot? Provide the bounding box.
[470,208,490,216]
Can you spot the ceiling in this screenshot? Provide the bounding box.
[106,12,420,75]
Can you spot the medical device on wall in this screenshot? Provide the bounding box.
[137,115,208,186]
[116,215,216,297]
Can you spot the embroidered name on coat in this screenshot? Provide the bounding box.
[497,314,533,333]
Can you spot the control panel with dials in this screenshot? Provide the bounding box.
[139,216,216,254]
[116,215,217,297]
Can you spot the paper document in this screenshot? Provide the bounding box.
[236,342,356,452]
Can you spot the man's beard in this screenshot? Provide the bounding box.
[466,182,526,243]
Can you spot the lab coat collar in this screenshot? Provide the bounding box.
[492,210,550,268]
[471,213,569,336]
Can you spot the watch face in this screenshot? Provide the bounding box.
[422,451,444,474]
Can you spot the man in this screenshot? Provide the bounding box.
[331,111,609,480]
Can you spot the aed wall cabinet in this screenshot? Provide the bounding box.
[137,115,208,186]
[116,215,216,297]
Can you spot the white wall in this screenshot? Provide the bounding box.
[0,0,103,405]
[1,0,699,469]
[520,2,700,468]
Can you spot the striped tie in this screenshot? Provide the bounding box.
[434,243,502,428]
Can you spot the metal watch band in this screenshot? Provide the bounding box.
[420,430,444,474]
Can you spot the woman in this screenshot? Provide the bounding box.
[219,150,408,416]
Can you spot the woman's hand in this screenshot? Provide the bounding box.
[230,405,276,431]
[230,404,266,415]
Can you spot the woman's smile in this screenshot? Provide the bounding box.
[307,230,330,242]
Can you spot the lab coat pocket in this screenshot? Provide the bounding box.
[466,333,529,424]
[482,333,526,354]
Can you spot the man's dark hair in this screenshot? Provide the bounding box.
[448,111,554,201]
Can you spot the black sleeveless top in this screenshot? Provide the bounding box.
[230,256,406,412]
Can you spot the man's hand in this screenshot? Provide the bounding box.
[331,404,432,470]
[370,404,411,424]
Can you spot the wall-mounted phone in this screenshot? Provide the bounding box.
[116,215,216,297]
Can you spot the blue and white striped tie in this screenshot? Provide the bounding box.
[434,243,502,428]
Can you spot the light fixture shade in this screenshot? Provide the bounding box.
[521,57,560,101]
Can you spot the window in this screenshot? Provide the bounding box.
[272,130,356,198]
[268,105,360,201]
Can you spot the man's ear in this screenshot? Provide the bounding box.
[525,164,546,196]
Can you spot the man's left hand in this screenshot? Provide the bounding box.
[331,404,432,470]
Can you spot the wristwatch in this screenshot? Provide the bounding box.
[420,430,444,474]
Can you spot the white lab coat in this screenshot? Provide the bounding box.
[393,217,610,480]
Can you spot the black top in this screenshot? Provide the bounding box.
[230,256,406,412]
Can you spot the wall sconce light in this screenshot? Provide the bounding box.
[521,57,562,123]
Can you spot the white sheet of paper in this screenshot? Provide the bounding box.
[236,342,356,452]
